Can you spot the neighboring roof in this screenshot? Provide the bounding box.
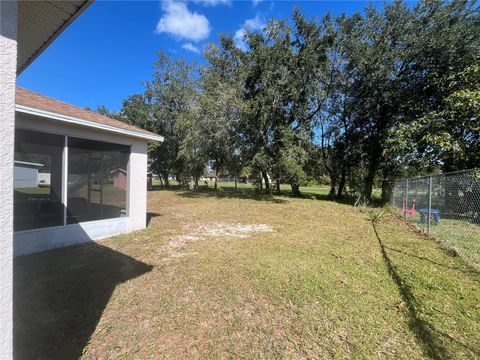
[17,1,93,73]
[15,87,164,142]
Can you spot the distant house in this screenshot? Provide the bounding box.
[13,160,43,188]
[111,169,127,190]
[205,172,217,181]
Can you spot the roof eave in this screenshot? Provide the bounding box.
[17,0,94,74]
[15,104,164,143]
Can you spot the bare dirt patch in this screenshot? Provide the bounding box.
[159,222,273,261]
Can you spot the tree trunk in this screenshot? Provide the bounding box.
[337,167,346,197]
[262,171,270,193]
[234,177,238,191]
[329,176,337,197]
[163,174,170,188]
[363,163,377,202]
[276,179,281,194]
[381,179,392,204]
[214,166,218,190]
[193,175,199,191]
[291,183,301,197]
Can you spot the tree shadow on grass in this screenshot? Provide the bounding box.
[149,184,180,192]
[177,186,289,204]
[150,182,385,208]
[14,243,152,360]
[373,224,480,359]
[383,245,480,281]
[307,192,385,208]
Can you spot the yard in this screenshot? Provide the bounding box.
[14,184,480,359]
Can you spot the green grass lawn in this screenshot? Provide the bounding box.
[15,186,51,195]
[404,212,480,268]
[14,185,480,359]
[430,218,480,266]
[154,180,383,199]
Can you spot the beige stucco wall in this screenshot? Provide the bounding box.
[0,1,17,357]
[14,112,150,254]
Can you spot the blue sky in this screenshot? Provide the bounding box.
[18,0,388,111]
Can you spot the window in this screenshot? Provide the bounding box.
[14,129,64,231]
[67,137,129,224]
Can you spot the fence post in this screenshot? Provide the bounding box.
[428,176,432,234]
[405,179,409,221]
[392,181,396,206]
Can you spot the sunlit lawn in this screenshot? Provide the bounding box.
[405,213,480,268]
[14,184,480,359]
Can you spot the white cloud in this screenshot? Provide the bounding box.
[156,1,210,42]
[243,15,265,31]
[252,0,262,7]
[234,14,265,50]
[194,0,231,6]
[182,42,200,54]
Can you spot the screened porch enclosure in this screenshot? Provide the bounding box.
[67,137,129,224]
[13,129,130,232]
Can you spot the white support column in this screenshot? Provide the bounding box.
[0,0,17,358]
[128,141,148,231]
[63,135,69,225]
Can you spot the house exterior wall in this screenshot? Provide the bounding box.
[14,112,150,255]
[0,0,17,356]
[14,217,130,256]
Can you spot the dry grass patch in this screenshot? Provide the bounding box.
[14,187,480,359]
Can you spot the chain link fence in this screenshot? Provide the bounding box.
[392,169,480,267]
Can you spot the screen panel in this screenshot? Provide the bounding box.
[14,129,64,231]
[67,137,130,224]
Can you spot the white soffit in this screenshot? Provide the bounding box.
[17,0,93,74]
